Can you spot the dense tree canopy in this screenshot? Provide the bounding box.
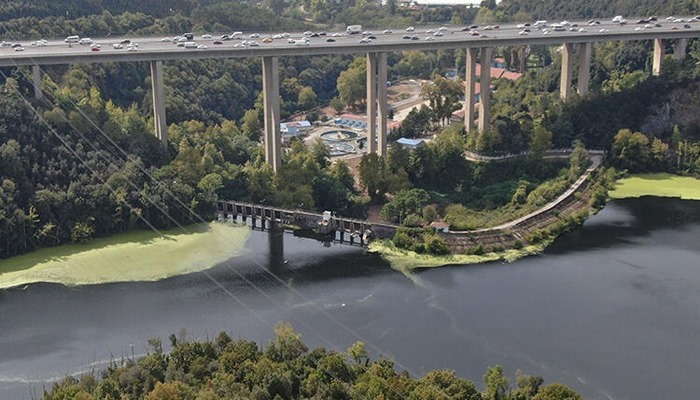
[43,325,582,400]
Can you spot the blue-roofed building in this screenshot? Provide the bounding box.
[395,137,425,149]
[281,120,313,142]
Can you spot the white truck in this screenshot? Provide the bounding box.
[346,25,362,35]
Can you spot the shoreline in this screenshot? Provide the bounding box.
[3,174,699,288]
[373,172,700,273]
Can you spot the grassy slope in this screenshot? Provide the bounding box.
[0,222,249,289]
[610,173,700,200]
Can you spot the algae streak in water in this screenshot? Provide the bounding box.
[0,223,249,289]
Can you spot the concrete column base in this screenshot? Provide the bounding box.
[262,56,282,172]
[653,38,664,76]
[464,48,477,134]
[478,47,492,134]
[32,65,43,99]
[560,43,574,99]
[149,60,168,146]
[366,53,378,155]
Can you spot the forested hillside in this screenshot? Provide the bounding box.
[2,0,700,260]
[498,0,700,20]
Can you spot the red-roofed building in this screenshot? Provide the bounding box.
[475,64,523,81]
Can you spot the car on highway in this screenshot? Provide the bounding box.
[126,44,137,51]
[249,33,260,39]
[405,26,415,32]
[261,37,273,43]
[113,43,123,49]
[326,38,336,42]
[402,35,411,39]
[213,40,223,45]
[79,38,93,45]
[120,39,131,44]
[202,34,212,39]
[31,39,48,46]
[91,44,101,51]
[14,46,25,51]
[359,38,371,43]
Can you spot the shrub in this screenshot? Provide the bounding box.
[470,244,484,255]
[424,234,450,256]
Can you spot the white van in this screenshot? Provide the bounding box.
[78,38,93,45]
[65,35,79,43]
[346,25,362,35]
[184,41,198,49]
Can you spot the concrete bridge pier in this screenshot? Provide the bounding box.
[577,42,592,96]
[673,38,687,61]
[377,52,388,157]
[32,65,43,99]
[366,53,378,155]
[653,38,664,76]
[478,47,492,133]
[560,43,574,99]
[366,52,388,156]
[464,47,478,134]
[150,60,168,145]
[262,56,282,172]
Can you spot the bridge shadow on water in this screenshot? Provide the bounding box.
[199,226,393,289]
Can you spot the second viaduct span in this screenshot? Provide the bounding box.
[2,20,698,172]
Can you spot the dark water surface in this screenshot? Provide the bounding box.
[1,198,699,400]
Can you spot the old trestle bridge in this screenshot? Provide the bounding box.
[217,200,398,247]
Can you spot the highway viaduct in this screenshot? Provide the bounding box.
[1,20,698,172]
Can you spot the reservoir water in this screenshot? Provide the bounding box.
[1,197,699,399]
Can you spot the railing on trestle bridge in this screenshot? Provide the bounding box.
[216,200,398,247]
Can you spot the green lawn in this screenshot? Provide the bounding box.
[610,173,700,200]
[0,222,249,289]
